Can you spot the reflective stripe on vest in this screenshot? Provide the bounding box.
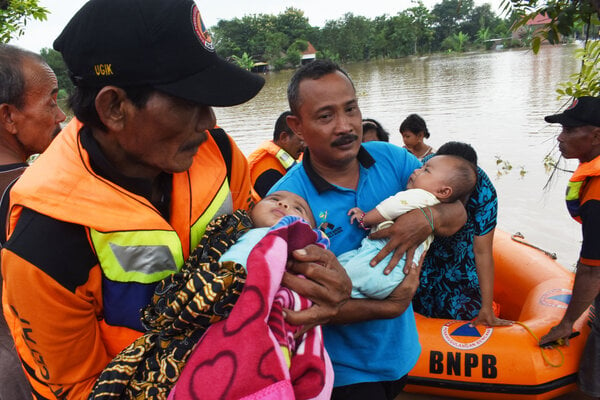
[275,148,296,171]
[91,179,232,284]
[90,229,184,283]
[190,178,233,249]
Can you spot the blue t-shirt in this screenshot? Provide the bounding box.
[413,163,498,320]
[271,141,422,386]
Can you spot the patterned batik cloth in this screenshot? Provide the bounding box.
[90,210,253,400]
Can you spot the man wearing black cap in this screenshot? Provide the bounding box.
[541,96,600,399]
[0,0,350,398]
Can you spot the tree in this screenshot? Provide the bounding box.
[462,4,502,39]
[431,0,475,49]
[274,7,314,45]
[40,47,74,98]
[404,2,435,54]
[1,0,48,43]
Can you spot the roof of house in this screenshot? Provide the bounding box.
[526,13,552,25]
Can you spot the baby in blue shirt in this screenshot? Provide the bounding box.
[344,155,477,299]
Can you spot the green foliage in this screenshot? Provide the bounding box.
[209,2,509,67]
[0,0,48,43]
[211,7,313,67]
[40,47,74,97]
[404,2,435,54]
[441,31,470,52]
[495,156,528,178]
[543,154,557,173]
[288,38,308,53]
[556,40,600,98]
[285,48,302,68]
[231,52,255,71]
[502,0,600,52]
[270,57,287,71]
[476,26,494,48]
[316,49,340,63]
[432,0,475,49]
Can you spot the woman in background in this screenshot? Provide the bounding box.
[362,118,389,142]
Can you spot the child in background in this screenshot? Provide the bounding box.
[344,154,477,299]
[400,113,435,160]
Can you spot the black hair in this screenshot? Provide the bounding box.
[436,141,478,166]
[443,155,478,203]
[273,110,294,141]
[68,85,155,131]
[287,59,354,116]
[362,118,390,142]
[0,44,46,108]
[399,113,430,139]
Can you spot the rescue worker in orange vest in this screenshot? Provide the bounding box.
[0,1,351,398]
[248,110,305,201]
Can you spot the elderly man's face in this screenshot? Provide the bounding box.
[115,91,216,176]
[557,125,600,163]
[11,58,66,156]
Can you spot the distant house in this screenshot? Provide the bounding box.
[512,13,557,42]
[301,42,317,65]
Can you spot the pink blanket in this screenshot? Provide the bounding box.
[170,216,333,400]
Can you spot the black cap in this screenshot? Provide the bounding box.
[544,96,600,127]
[54,0,264,107]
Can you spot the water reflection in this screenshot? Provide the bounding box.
[215,45,581,269]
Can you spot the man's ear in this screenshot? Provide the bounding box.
[592,127,600,146]
[0,103,19,135]
[95,86,129,131]
[278,130,291,145]
[286,114,303,140]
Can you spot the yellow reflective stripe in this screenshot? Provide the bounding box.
[190,179,233,249]
[90,229,184,283]
[566,181,583,201]
[275,149,296,170]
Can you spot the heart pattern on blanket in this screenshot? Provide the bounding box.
[187,350,237,399]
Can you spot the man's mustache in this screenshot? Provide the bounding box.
[332,134,358,147]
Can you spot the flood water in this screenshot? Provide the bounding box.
[214,44,583,271]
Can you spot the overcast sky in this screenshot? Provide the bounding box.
[10,0,504,53]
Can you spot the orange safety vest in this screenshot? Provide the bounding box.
[247,141,296,202]
[1,118,251,399]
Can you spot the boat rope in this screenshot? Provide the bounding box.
[514,321,565,368]
[510,232,557,260]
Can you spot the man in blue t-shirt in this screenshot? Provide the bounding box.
[271,59,466,400]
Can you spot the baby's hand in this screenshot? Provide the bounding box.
[348,207,364,224]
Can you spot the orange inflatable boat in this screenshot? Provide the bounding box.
[405,230,592,400]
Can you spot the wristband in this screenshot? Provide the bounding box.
[419,207,434,233]
[357,212,369,230]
